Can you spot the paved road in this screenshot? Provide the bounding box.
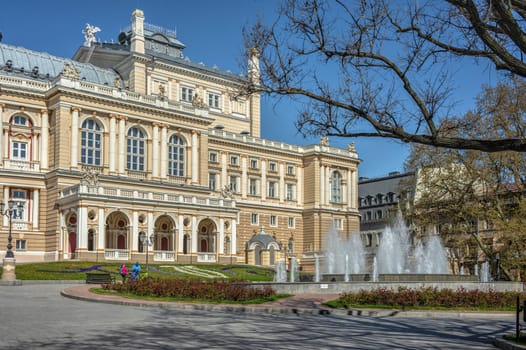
[0,284,514,349]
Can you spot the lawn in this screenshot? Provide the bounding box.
[2,261,275,282]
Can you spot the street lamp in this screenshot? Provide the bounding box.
[0,200,24,258]
[140,232,153,274]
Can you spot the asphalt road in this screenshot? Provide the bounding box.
[0,284,513,349]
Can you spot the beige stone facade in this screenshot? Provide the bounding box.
[0,10,360,269]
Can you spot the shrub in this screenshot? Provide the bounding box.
[336,287,526,309]
[103,278,276,302]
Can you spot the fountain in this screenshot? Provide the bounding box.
[274,259,287,283]
[323,226,366,275]
[290,257,298,283]
[480,261,490,282]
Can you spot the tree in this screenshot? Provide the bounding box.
[243,0,526,152]
[404,79,526,280]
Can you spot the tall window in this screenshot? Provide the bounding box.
[11,141,28,160]
[251,213,259,225]
[80,119,102,166]
[209,173,217,191]
[268,181,277,198]
[249,178,258,196]
[270,215,277,227]
[208,92,220,109]
[168,134,185,177]
[331,171,342,203]
[11,190,26,220]
[286,184,294,201]
[229,175,238,193]
[127,127,145,171]
[181,86,194,102]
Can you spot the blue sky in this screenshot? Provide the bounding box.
[0,0,496,178]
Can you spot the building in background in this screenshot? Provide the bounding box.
[0,10,360,268]
[358,171,414,256]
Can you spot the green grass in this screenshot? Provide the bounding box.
[323,300,517,312]
[504,333,526,345]
[3,261,275,282]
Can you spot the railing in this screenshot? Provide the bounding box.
[12,221,28,230]
[60,184,237,209]
[153,250,175,262]
[3,159,40,172]
[104,249,129,260]
[127,170,149,180]
[197,252,216,263]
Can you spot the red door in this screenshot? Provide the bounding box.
[68,232,77,254]
[117,234,126,249]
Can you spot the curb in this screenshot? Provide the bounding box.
[494,336,526,350]
[59,286,516,319]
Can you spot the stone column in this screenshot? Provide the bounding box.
[178,215,184,253]
[70,107,80,168]
[0,104,4,164]
[77,206,88,249]
[132,211,139,252]
[32,189,39,229]
[231,219,237,256]
[109,115,116,173]
[118,117,126,174]
[297,166,303,205]
[40,110,49,170]
[98,208,105,253]
[191,216,197,253]
[2,187,8,227]
[320,164,325,205]
[152,123,159,178]
[279,162,285,203]
[241,157,247,198]
[219,218,225,255]
[261,159,267,200]
[160,125,167,178]
[347,170,352,210]
[191,131,198,183]
[221,152,227,189]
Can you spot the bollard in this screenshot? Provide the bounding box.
[517,296,523,342]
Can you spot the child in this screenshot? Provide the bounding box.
[131,261,141,280]
[119,263,128,282]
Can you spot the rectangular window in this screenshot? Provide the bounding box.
[249,178,258,196]
[269,161,277,172]
[208,92,221,109]
[270,215,277,227]
[251,213,259,225]
[229,176,238,193]
[287,164,295,175]
[209,173,217,191]
[250,159,258,169]
[11,190,26,220]
[288,217,295,228]
[11,141,28,160]
[209,152,218,163]
[16,239,26,251]
[334,218,343,230]
[286,184,294,201]
[181,86,194,102]
[268,181,277,198]
[230,155,238,166]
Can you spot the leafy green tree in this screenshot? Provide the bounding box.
[405,79,526,280]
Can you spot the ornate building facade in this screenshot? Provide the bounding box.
[0,10,360,268]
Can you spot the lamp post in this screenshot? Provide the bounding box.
[140,232,153,274]
[1,200,24,282]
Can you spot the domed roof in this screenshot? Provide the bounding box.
[0,43,119,86]
[247,226,280,250]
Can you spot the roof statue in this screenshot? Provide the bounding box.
[83,23,101,47]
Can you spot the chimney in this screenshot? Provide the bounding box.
[130,9,145,54]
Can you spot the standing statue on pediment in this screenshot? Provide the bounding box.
[320,135,329,146]
[83,23,101,47]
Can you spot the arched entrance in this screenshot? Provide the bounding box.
[153,215,176,261]
[66,213,77,259]
[197,218,217,263]
[105,211,130,259]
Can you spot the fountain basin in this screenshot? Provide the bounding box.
[322,274,478,282]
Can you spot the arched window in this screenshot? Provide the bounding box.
[127,127,145,171]
[331,171,342,203]
[80,119,102,166]
[168,134,185,176]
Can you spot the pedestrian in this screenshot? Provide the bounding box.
[119,263,128,282]
[131,261,141,280]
